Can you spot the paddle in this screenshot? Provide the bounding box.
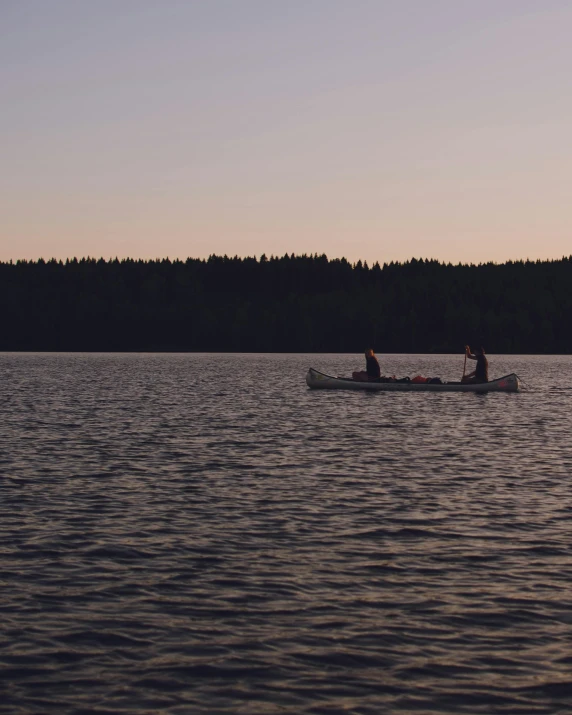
[462,345,467,381]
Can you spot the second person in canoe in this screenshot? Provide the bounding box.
[462,345,489,383]
[353,348,381,382]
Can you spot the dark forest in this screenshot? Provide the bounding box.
[2,254,571,353]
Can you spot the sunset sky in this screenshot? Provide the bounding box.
[2,0,571,265]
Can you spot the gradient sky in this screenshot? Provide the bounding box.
[2,0,571,265]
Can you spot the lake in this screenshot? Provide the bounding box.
[1,352,572,714]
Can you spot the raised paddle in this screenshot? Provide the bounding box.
[462,345,468,380]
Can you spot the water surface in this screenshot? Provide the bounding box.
[1,353,572,714]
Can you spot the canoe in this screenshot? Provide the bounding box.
[306,368,520,392]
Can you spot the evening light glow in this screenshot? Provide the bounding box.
[2,0,571,265]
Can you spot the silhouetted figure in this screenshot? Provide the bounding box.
[462,345,488,383]
[353,348,381,381]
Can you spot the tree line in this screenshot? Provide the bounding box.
[1,254,571,353]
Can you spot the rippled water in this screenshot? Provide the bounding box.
[2,352,572,714]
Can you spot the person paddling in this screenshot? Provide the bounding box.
[366,348,381,380]
[462,345,488,383]
[353,348,381,382]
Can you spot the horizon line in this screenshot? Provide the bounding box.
[3,252,572,270]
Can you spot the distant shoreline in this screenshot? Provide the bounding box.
[2,351,570,357]
[2,255,571,354]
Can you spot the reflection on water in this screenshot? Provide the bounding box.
[1,352,572,714]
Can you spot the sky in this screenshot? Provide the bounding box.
[2,0,571,265]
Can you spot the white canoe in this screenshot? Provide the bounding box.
[306,368,520,392]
